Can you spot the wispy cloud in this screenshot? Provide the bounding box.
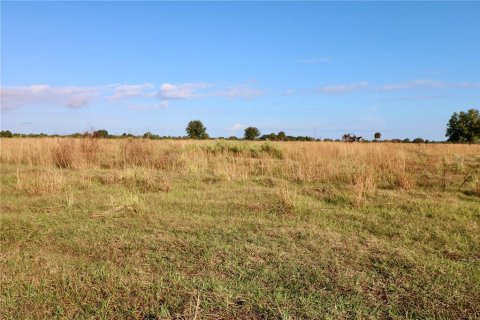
[155,82,263,104]
[317,81,368,95]
[108,83,154,100]
[379,94,452,102]
[128,101,169,111]
[2,81,263,110]
[378,80,445,91]
[156,82,212,100]
[214,84,263,99]
[0,85,99,110]
[298,57,331,64]
[285,79,480,97]
[378,80,480,91]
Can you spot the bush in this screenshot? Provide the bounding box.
[0,130,13,138]
[52,139,75,168]
[93,129,109,138]
[259,143,283,159]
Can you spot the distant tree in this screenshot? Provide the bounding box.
[265,132,277,141]
[244,127,261,140]
[342,133,362,142]
[0,130,13,138]
[446,108,480,143]
[228,136,239,140]
[92,129,108,138]
[277,131,286,141]
[143,132,152,139]
[413,138,425,143]
[186,120,208,139]
[402,138,411,143]
[374,132,381,141]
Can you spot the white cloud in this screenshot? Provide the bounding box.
[1,81,264,111]
[108,83,154,100]
[317,81,368,95]
[231,123,244,131]
[157,82,212,100]
[155,82,263,106]
[0,85,99,110]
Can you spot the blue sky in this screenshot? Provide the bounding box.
[1,2,479,140]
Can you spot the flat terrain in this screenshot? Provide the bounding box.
[1,138,479,319]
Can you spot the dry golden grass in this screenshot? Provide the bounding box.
[1,138,479,194]
[1,138,479,319]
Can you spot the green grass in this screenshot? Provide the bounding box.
[1,162,479,319]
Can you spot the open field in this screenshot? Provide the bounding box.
[1,138,479,319]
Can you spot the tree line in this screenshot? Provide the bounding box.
[1,108,478,143]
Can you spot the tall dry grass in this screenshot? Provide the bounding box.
[1,138,479,193]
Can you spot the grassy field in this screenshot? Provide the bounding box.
[1,138,479,319]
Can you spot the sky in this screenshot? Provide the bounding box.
[1,1,479,140]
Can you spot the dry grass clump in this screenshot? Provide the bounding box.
[121,139,154,167]
[272,182,297,214]
[79,137,99,166]
[352,170,377,206]
[52,139,76,168]
[396,172,416,190]
[15,168,65,195]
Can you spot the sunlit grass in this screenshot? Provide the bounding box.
[1,138,479,319]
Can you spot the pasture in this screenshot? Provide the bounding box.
[1,138,479,319]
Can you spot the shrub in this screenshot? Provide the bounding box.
[93,129,109,138]
[52,139,75,168]
[259,143,283,159]
[0,130,13,138]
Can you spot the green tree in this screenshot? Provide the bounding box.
[265,133,277,141]
[244,127,260,140]
[92,129,109,138]
[446,109,480,143]
[277,131,286,141]
[374,132,381,141]
[0,130,13,138]
[186,120,208,139]
[143,132,152,139]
